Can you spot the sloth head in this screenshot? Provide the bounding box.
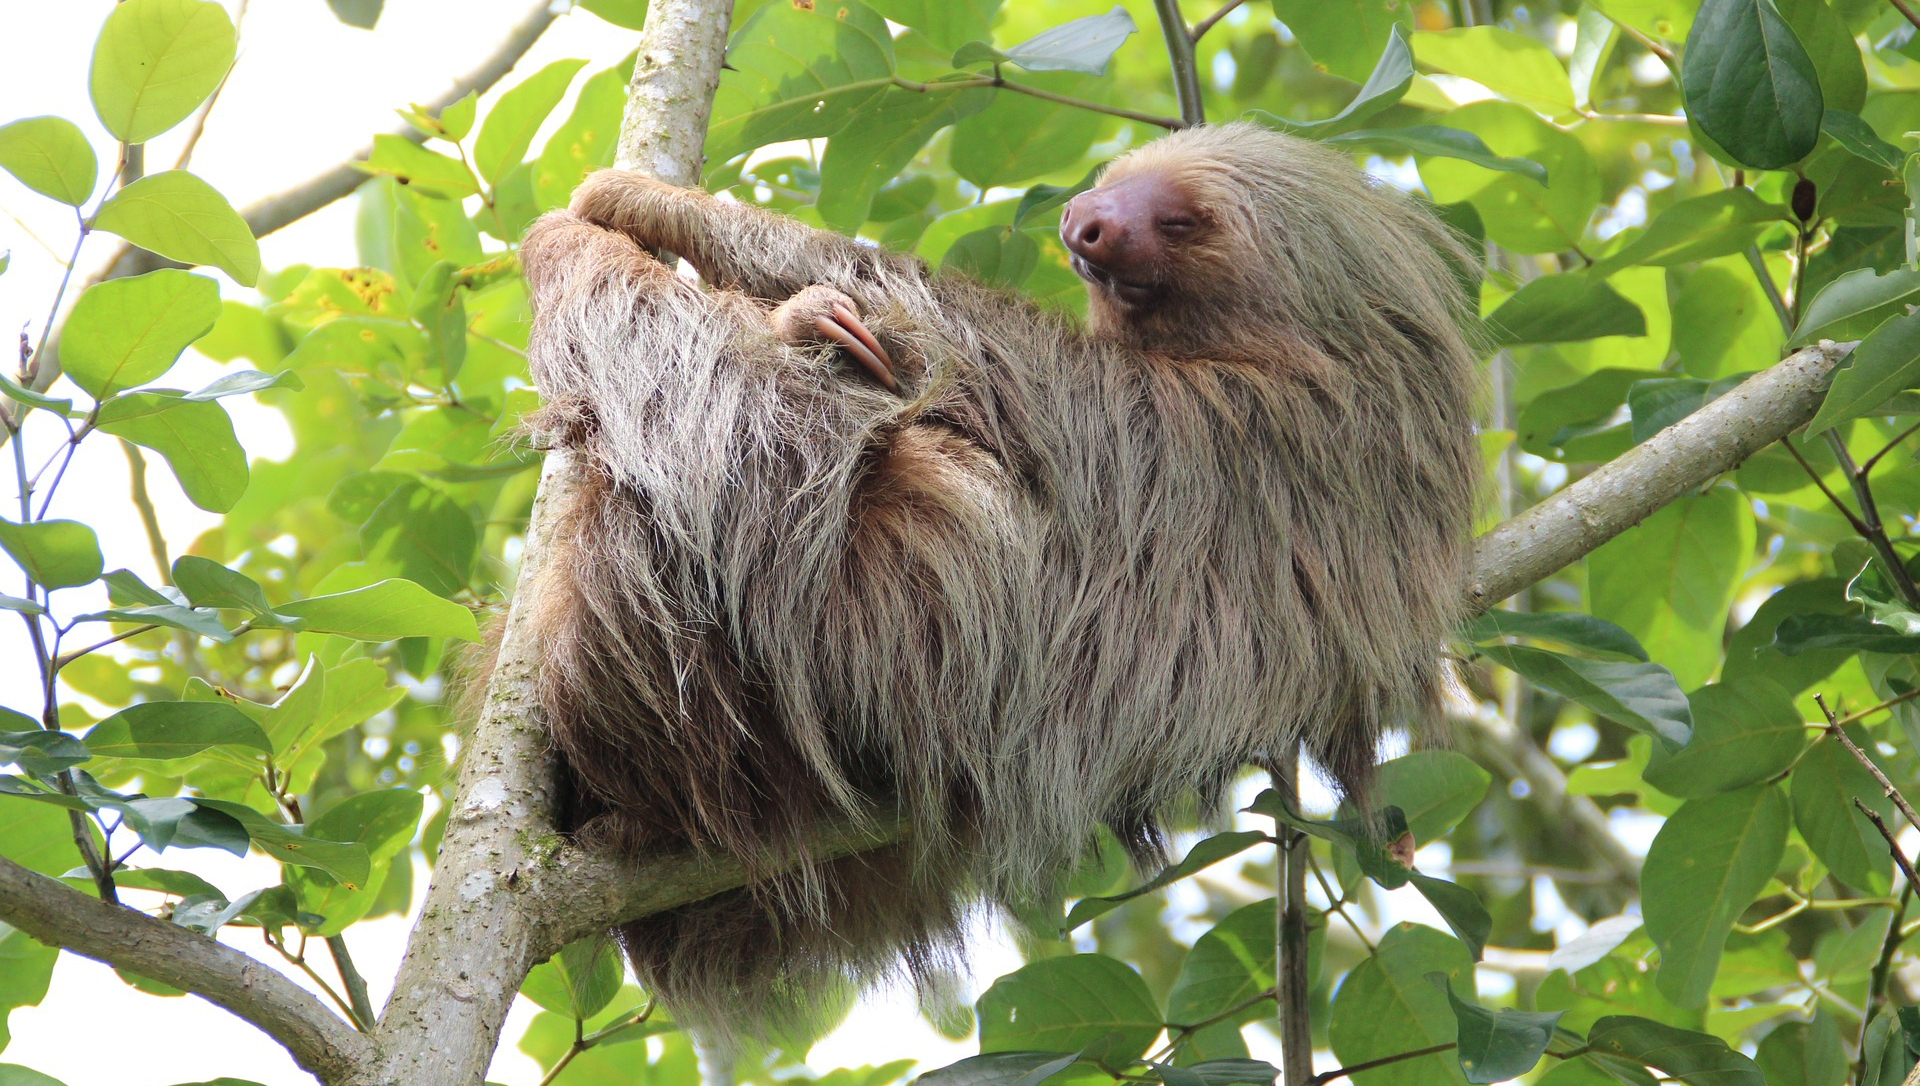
[1059,121,1476,373]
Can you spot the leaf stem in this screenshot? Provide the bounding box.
[890,76,1183,130]
[1190,0,1247,40]
[1307,1042,1457,1085]
[1816,694,1920,836]
[1152,0,1207,126]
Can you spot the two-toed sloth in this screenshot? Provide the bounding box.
[516,121,1481,1041]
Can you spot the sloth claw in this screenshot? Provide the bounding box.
[814,303,897,392]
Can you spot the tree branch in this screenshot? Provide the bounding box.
[366,2,737,1082]
[1468,340,1850,609]
[102,0,559,280]
[0,853,371,1082]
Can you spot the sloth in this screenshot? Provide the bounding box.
[514,121,1481,1041]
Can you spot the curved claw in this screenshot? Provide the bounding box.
[814,304,898,392]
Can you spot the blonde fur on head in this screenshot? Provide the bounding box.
[515,121,1481,1045]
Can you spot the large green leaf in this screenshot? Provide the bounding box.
[1327,925,1473,1085]
[60,270,220,398]
[708,0,895,162]
[1791,729,1895,892]
[92,171,259,286]
[978,955,1161,1065]
[473,60,587,189]
[1680,0,1823,169]
[272,579,479,642]
[820,89,984,231]
[1411,28,1577,118]
[1486,273,1645,345]
[1433,975,1561,1083]
[1585,1016,1765,1085]
[1478,645,1691,749]
[89,0,236,144]
[1589,189,1783,275]
[1419,102,1595,253]
[0,118,96,206]
[85,701,271,760]
[1373,751,1492,843]
[1587,487,1754,690]
[1062,831,1266,930]
[1790,267,1920,347]
[951,73,1105,190]
[954,7,1136,74]
[1267,0,1411,81]
[1806,307,1920,434]
[1642,786,1788,1006]
[1467,609,1649,661]
[1644,680,1804,797]
[97,392,249,513]
[1166,900,1276,1030]
[0,520,102,589]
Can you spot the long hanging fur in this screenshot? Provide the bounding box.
[515,122,1482,1042]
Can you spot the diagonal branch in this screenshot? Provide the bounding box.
[1468,340,1850,609]
[0,852,372,1083]
[101,0,559,281]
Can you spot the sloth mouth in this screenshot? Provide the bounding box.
[1068,253,1160,307]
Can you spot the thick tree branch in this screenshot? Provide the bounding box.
[1468,340,1849,609]
[365,3,736,1083]
[0,852,371,1082]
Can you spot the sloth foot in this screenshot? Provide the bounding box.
[772,286,897,392]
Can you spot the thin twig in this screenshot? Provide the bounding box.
[1833,688,1920,728]
[1855,849,1913,1084]
[120,440,171,583]
[890,76,1184,129]
[1824,429,1920,609]
[1308,1042,1458,1085]
[1890,0,1920,32]
[1746,246,1793,334]
[1275,755,1312,1086]
[1817,694,1920,836]
[1862,419,1920,476]
[266,931,369,1032]
[1856,803,1920,890]
[1190,0,1247,39]
[1780,436,1873,536]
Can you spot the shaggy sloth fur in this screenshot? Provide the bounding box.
[514,121,1481,1040]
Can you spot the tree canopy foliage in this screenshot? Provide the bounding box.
[4,0,1920,1083]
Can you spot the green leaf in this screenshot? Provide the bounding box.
[1590,189,1783,275]
[357,480,478,598]
[193,799,371,885]
[819,89,982,231]
[1587,487,1754,690]
[86,701,271,759]
[72,602,232,643]
[0,923,59,1016]
[918,1052,1082,1086]
[1774,613,1920,655]
[185,368,301,401]
[289,788,424,935]
[1373,751,1492,843]
[1267,0,1411,81]
[1412,28,1577,118]
[1774,0,1864,113]
[1166,900,1275,1029]
[97,392,249,512]
[1466,610,1649,661]
[1790,267,1920,347]
[942,226,1040,289]
[0,372,74,416]
[1755,1013,1848,1086]
[89,0,236,144]
[578,0,648,29]
[92,171,260,286]
[1585,1016,1765,1085]
[1627,377,1744,443]
[1791,729,1894,892]
[1478,645,1691,749]
[472,59,587,189]
[708,1,895,162]
[1431,974,1561,1083]
[1821,110,1903,171]
[1330,125,1547,185]
[1257,27,1412,133]
[996,6,1136,74]
[1807,307,1920,434]
[978,955,1161,1065]
[1410,874,1492,961]
[60,270,220,397]
[1062,830,1267,930]
[1486,273,1645,345]
[1642,786,1789,1007]
[532,62,630,212]
[1644,680,1805,797]
[171,555,287,620]
[273,578,479,642]
[1680,0,1823,169]
[0,1064,70,1086]
[952,73,1103,190]
[0,731,89,775]
[0,519,103,589]
[359,135,478,200]
[521,937,623,1019]
[1328,925,1473,1085]
[0,117,97,206]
